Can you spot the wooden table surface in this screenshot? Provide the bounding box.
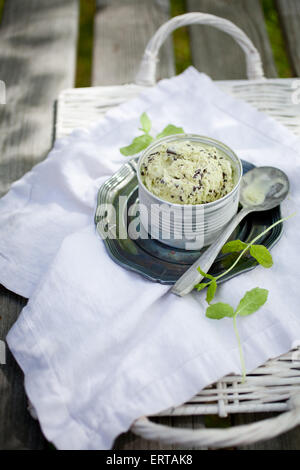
[0,0,300,450]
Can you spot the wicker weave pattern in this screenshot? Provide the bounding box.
[56,79,300,139]
[156,347,300,418]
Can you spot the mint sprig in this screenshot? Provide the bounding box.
[206,288,268,382]
[120,113,184,156]
[119,134,153,156]
[195,215,292,303]
[139,112,152,134]
[206,302,234,320]
[206,279,217,304]
[249,245,273,268]
[235,287,268,317]
[195,214,294,382]
[221,240,248,253]
[222,240,273,268]
[156,124,184,140]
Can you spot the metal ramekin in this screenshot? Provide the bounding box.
[137,134,242,250]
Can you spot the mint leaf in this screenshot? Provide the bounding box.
[197,266,215,281]
[120,114,185,156]
[250,245,273,268]
[222,240,249,254]
[140,112,151,134]
[195,282,208,292]
[156,125,184,140]
[120,134,153,156]
[206,303,235,320]
[235,287,268,317]
[221,252,240,270]
[206,279,217,304]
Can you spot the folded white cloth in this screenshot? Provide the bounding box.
[2,68,300,449]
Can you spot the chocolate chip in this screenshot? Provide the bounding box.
[166,148,178,155]
[193,169,202,179]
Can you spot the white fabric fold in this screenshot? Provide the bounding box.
[1,68,300,449]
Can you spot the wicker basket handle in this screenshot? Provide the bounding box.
[135,12,265,86]
[131,393,300,448]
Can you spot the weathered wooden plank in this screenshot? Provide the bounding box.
[0,288,42,450]
[0,0,79,194]
[114,418,174,451]
[187,0,277,79]
[0,0,79,450]
[233,413,300,450]
[276,0,300,77]
[92,0,175,85]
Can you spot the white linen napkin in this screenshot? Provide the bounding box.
[2,67,300,449]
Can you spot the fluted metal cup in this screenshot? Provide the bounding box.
[137,134,242,250]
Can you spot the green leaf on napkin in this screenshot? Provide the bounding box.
[205,287,268,382]
[194,214,295,383]
[206,302,234,320]
[235,287,268,317]
[206,279,217,304]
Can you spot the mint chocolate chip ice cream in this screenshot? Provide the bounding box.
[140,140,234,205]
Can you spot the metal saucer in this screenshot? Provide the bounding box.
[95,159,283,285]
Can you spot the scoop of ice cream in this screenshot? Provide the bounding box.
[140,140,234,204]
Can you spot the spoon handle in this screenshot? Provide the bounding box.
[171,207,251,297]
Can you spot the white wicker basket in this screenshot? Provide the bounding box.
[56,13,300,449]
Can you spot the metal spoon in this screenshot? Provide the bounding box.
[171,166,290,297]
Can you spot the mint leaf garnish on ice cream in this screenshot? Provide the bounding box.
[120,112,184,156]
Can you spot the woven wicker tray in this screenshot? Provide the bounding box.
[56,13,300,449]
